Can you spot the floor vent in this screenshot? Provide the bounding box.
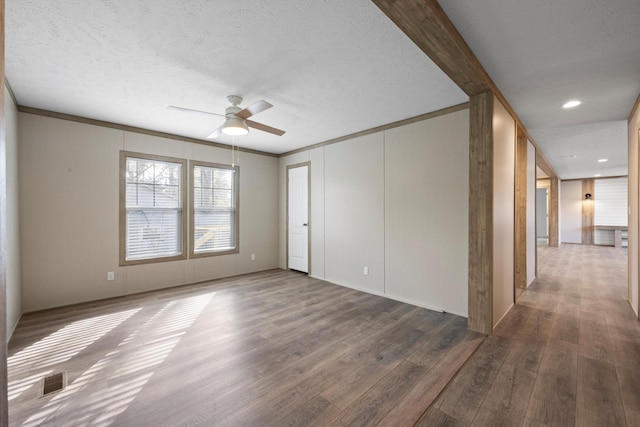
[41,372,65,397]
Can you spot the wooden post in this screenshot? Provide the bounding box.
[582,179,595,245]
[548,177,560,247]
[468,91,494,335]
[515,127,528,289]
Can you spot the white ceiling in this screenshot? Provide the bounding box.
[439,0,640,179]
[5,0,467,155]
[6,1,640,179]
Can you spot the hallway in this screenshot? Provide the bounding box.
[419,244,640,426]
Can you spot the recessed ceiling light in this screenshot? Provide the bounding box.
[594,174,601,177]
[598,158,608,162]
[562,100,581,109]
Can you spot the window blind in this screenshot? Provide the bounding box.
[125,156,183,260]
[594,177,627,227]
[193,165,237,254]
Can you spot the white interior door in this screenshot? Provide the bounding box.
[288,165,309,273]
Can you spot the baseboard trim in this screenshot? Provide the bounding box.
[321,277,468,318]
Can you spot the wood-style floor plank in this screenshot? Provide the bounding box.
[616,365,640,426]
[380,333,484,427]
[470,362,536,426]
[525,340,579,425]
[576,356,626,427]
[332,359,428,426]
[422,336,511,425]
[425,244,639,427]
[579,317,615,363]
[9,244,638,426]
[7,270,483,426]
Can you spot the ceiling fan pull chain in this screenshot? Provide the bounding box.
[231,135,240,167]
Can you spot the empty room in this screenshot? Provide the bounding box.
[2,1,640,426]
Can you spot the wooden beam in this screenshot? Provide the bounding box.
[628,93,640,123]
[536,149,557,180]
[468,91,494,335]
[371,0,491,96]
[582,179,595,245]
[371,0,561,180]
[515,126,528,289]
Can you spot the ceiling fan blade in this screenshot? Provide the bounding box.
[236,100,273,119]
[207,126,224,139]
[167,105,225,117]
[246,120,286,136]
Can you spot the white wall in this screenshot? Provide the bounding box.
[385,113,469,315]
[279,108,470,316]
[629,104,639,317]
[536,187,548,238]
[19,113,279,312]
[325,133,386,293]
[526,141,536,285]
[560,180,583,244]
[492,97,515,328]
[5,87,21,337]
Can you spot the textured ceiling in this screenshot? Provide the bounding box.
[5,0,467,154]
[530,121,628,180]
[440,0,640,179]
[6,1,639,178]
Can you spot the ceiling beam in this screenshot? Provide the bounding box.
[536,149,557,179]
[371,0,490,96]
[371,0,560,179]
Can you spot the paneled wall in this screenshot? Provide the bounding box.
[19,113,280,312]
[628,100,639,317]
[5,88,20,337]
[325,133,385,294]
[560,180,583,244]
[526,141,536,285]
[492,98,515,327]
[279,108,470,316]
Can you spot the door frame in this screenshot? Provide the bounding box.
[286,162,311,273]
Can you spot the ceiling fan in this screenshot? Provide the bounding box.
[168,95,285,139]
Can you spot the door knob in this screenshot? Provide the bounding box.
[303,223,308,226]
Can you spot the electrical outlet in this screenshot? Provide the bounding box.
[107,271,115,281]
[251,253,256,261]
[363,266,369,276]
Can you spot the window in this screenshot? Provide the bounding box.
[120,152,187,265]
[190,161,239,257]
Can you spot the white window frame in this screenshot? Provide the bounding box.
[189,161,240,258]
[119,151,188,266]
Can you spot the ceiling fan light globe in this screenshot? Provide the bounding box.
[221,117,249,136]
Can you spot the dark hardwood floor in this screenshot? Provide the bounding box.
[8,270,483,426]
[419,244,639,426]
[11,244,636,426]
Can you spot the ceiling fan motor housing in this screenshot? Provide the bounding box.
[225,105,242,117]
